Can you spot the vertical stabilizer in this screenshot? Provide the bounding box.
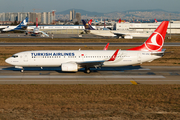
[15,17,28,30]
[36,18,38,28]
[128,21,169,51]
[82,20,95,30]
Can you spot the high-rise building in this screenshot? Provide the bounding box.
[42,12,47,24]
[5,13,10,21]
[70,10,73,21]
[72,10,75,20]
[47,12,51,24]
[76,12,81,23]
[29,12,36,23]
[70,10,76,21]
[0,12,52,24]
[36,13,42,23]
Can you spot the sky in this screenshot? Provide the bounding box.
[0,0,180,13]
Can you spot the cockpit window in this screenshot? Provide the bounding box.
[12,55,18,58]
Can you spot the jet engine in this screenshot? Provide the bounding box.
[124,35,133,39]
[61,63,78,72]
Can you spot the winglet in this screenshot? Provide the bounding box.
[103,43,109,50]
[108,49,119,61]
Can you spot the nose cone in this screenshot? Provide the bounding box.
[5,58,11,64]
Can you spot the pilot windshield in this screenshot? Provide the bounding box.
[12,55,18,58]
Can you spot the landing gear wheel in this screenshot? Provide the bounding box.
[85,68,91,74]
[21,69,24,73]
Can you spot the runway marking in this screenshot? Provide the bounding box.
[130,80,138,85]
[0,80,179,82]
[0,75,165,78]
[0,45,180,47]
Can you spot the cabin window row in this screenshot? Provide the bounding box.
[31,55,129,58]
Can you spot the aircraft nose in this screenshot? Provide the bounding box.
[5,58,11,64]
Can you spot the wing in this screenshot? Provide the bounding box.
[113,32,126,37]
[76,49,119,68]
[39,31,49,37]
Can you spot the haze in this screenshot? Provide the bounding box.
[0,0,179,13]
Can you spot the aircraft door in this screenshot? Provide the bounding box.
[24,53,28,62]
[81,53,85,61]
[137,53,141,63]
[78,53,85,61]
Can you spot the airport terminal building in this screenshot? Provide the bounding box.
[114,21,180,34]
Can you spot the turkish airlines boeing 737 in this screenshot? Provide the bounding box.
[5,21,169,73]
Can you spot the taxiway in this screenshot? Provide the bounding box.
[0,66,179,84]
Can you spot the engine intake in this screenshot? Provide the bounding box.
[61,63,78,72]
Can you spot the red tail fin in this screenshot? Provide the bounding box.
[118,19,121,23]
[103,43,109,50]
[155,19,158,23]
[36,18,38,28]
[128,21,169,51]
[88,19,92,25]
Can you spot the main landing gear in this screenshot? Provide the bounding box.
[85,67,91,74]
[21,69,24,73]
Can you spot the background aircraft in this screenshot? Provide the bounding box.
[0,17,28,32]
[5,21,169,73]
[25,18,49,37]
[82,19,152,39]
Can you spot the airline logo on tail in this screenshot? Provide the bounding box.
[155,19,158,23]
[15,17,28,30]
[128,21,169,51]
[88,19,92,25]
[82,20,95,30]
[19,17,28,26]
[145,32,164,51]
[118,19,121,23]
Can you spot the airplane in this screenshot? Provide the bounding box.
[25,18,49,37]
[91,19,101,25]
[82,19,152,39]
[0,17,28,32]
[5,21,169,73]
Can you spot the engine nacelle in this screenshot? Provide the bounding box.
[124,35,133,39]
[61,63,78,72]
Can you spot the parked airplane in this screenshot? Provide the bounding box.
[82,19,152,39]
[25,18,49,37]
[5,21,169,73]
[0,17,28,32]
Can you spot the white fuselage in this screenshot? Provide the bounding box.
[2,26,17,31]
[5,50,163,68]
[33,27,39,34]
[89,30,152,38]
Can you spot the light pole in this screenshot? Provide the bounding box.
[169,14,171,39]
